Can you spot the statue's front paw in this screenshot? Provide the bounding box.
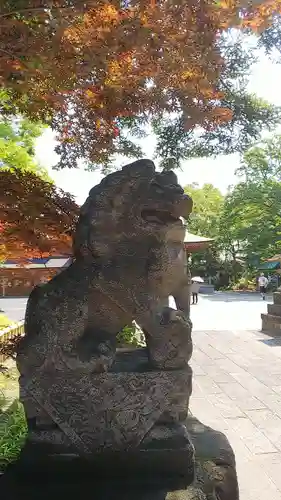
[159,306,191,326]
[145,307,193,370]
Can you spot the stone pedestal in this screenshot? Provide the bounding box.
[262,291,281,334]
[20,349,191,446]
[15,347,194,487]
[1,415,239,500]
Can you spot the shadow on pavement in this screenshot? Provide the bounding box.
[258,335,281,347]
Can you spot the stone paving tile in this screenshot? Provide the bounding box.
[191,329,281,498]
[206,392,245,419]
[218,382,266,410]
[208,342,237,356]
[216,357,250,376]
[193,374,223,395]
[272,385,281,394]
[206,370,236,385]
[259,392,281,418]
[228,416,278,454]
[247,369,281,387]
[237,458,281,500]
[231,370,274,398]
[190,396,224,424]
[254,453,281,491]
[194,343,225,360]
[245,409,281,451]
[220,427,252,461]
[226,352,263,370]
[191,348,213,367]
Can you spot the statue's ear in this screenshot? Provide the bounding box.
[158,170,179,186]
[121,159,155,179]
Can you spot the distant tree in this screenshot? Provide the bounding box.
[184,183,224,278]
[0,108,50,180]
[219,135,281,265]
[184,183,224,238]
[236,135,281,182]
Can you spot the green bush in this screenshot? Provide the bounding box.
[0,314,13,330]
[117,322,144,347]
[232,277,257,291]
[0,396,27,470]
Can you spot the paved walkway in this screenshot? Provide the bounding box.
[189,290,272,331]
[190,293,281,499]
[0,297,27,322]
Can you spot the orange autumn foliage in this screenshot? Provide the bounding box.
[1,1,277,169]
[0,169,79,261]
[241,0,281,30]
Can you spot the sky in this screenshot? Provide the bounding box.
[35,51,281,206]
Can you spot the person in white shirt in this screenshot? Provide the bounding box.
[191,280,201,304]
[258,273,268,300]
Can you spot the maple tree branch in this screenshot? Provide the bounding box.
[0,3,86,20]
[0,47,19,59]
[0,47,30,72]
[0,8,49,19]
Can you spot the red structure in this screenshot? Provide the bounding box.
[184,231,213,253]
[0,257,71,297]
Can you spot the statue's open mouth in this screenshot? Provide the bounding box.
[141,194,192,225]
[141,209,182,225]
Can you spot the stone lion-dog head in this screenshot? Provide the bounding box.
[73,159,192,268]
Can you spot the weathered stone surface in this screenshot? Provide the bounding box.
[22,352,192,453]
[268,303,281,316]
[262,313,281,334]
[186,416,239,500]
[262,290,281,334]
[273,291,281,305]
[144,308,193,370]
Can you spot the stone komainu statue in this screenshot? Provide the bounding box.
[14,160,239,500]
[18,159,192,375]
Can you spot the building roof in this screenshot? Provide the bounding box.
[184,231,213,244]
[266,254,281,262]
[0,257,72,269]
[258,261,280,270]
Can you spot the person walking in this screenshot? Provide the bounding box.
[258,273,268,300]
[191,280,201,305]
